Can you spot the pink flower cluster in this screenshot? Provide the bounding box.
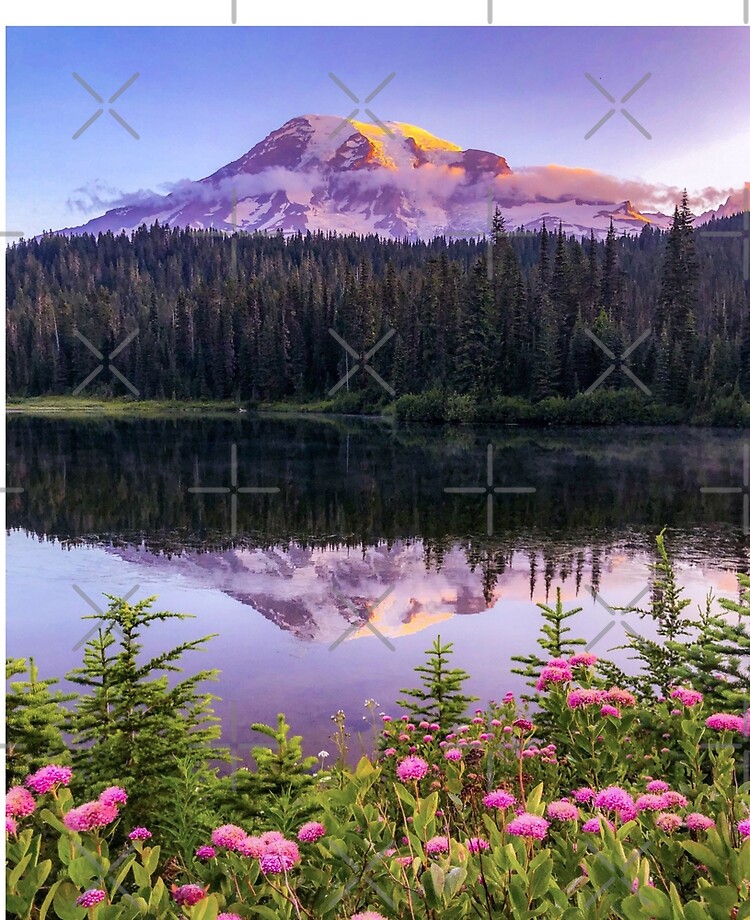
[546,800,579,822]
[425,835,450,856]
[128,827,152,841]
[705,713,747,733]
[76,889,106,908]
[670,687,703,707]
[6,786,36,818]
[63,786,127,833]
[208,824,303,873]
[297,821,326,843]
[536,660,573,690]
[172,884,207,906]
[483,789,516,809]
[25,765,73,795]
[396,756,429,782]
[507,814,550,840]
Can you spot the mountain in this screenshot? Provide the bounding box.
[60,114,718,241]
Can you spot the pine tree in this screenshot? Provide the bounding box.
[397,635,477,731]
[65,595,226,832]
[5,657,75,788]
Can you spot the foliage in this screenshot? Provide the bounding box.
[397,635,478,731]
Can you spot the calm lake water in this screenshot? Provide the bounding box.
[6,414,750,758]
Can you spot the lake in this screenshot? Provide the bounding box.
[6,414,750,759]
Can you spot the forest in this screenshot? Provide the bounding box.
[6,195,750,422]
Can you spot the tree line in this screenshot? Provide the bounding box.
[6,193,750,408]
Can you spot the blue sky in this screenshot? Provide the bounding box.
[7,26,750,236]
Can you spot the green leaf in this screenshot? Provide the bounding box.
[681,841,726,876]
[53,881,87,920]
[635,886,672,919]
[444,866,467,902]
[67,856,99,888]
[8,851,33,890]
[529,853,553,901]
[40,880,63,920]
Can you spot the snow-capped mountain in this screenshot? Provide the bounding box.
[60,114,720,241]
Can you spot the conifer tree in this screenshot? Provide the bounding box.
[397,635,477,730]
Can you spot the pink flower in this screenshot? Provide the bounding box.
[737,818,750,838]
[236,836,265,858]
[594,787,634,813]
[670,687,703,707]
[218,915,243,920]
[600,705,620,718]
[582,817,614,833]
[604,688,637,708]
[5,786,36,818]
[570,653,598,667]
[425,835,450,856]
[567,689,605,709]
[172,884,207,906]
[536,664,573,690]
[705,713,746,733]
[383,748,397,757]
[444,748,462,762]
[572,787,596,804]
[128,827,152,841]
[63,801,119,832]
[646,780,670,793]
[512,718,534,732]
[635,792,667,812]
[76,889,106,908]
[483,790,516,809]
[546,800,579,821]
[507,814,550,840]
[211,824,248,850]
[466,837,490,853]
[655,813,683,833]
[685,813,715,831]
[351,913,388,920]
[195,845,216,859]
[396,855,413,867]
[260,852,296,874]
[25,765,73,795]
[6,817,18,836]
[297,821,326,843]
[98,786,127,807]
[661,791,688,808]
[396,756,429,782]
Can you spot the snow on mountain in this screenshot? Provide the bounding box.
[58,114,725,241]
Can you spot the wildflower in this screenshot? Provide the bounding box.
[655,813,683,833]
[218,915,243,920]
[536,664,573,690]
[635,794,667,812]
[582,817,614,833]
[195,845,216,859]
[351,913,388,920]
[466,837,490,853]
[645,780,669,793]
[572,787,596,804]
[396,855,413,867]
[570,653,597,667]
[63,801,119,832]
[5,786,36,818]
[567,688,605,709]
[98,786,127,807]
[670,687,703,707]
[383,748,397,757]
[236,836,265,858]
[262,834,300,865]
[444,748,462,762]
[76,890,106,908]
[297,821,326,843]
[211,824,248,850]
[604,688,637,707]
[25,765,73,795]
[483,790,516,809]
[423,734,434,743]
[396,756,429,782]
[512,718,534,732]
[685,813,715,831]
[507,814,550,840]
[661,791,688,808]
[128,827,152,841]
[594,786,634,813]
[425,835,450,856]
[172,884,207,906]
[705,713,746,733]
[546,800,579,821]
[6,817,18,836]
[738,818,750,838]
[260,852,296,874]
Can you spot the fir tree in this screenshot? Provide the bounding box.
[397,635,477,731]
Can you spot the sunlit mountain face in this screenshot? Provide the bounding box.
[57,113,728,242]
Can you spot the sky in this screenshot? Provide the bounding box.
[6,26,750,237]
